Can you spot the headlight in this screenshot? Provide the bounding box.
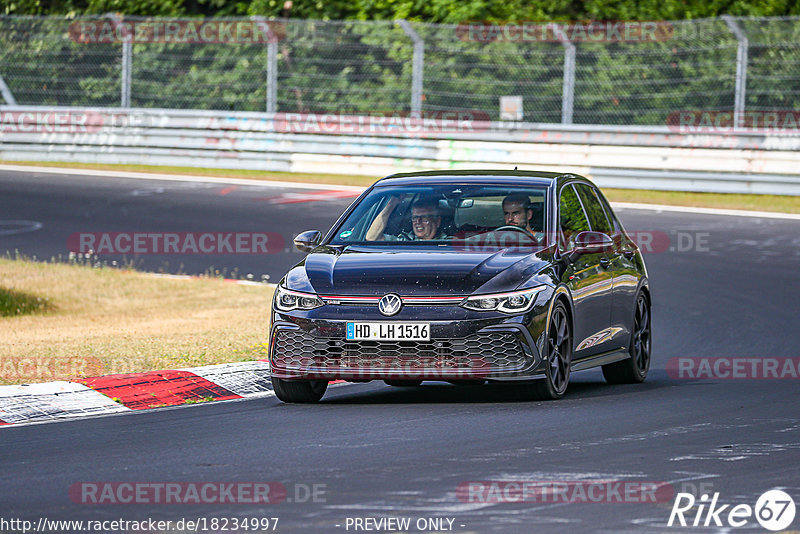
[461,287,545,314]
[275,286,324,311]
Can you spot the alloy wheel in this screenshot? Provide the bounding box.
[547,304,571,395]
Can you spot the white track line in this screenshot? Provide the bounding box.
[143,272,277,288]
[611,201,800,220]
[1,164,796,219]
[0,164,366,192]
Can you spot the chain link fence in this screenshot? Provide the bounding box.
[0,16,798,125]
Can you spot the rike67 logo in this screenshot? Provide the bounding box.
[668,489,795,531]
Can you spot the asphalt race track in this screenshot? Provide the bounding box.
[1,169,800,533]
[0,169,356,279]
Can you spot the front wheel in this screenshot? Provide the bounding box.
[602,292,651,384]
[272,377,328,403]
[529,301,572,400]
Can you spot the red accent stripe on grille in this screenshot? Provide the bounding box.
[319,295,380,301]
[319,295,464,302]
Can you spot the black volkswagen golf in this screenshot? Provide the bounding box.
[268,170,651,403]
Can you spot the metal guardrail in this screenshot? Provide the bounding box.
[1,106,799,195]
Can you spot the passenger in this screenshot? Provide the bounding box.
[502,193,536,234]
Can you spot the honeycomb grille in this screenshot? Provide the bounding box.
[271,329,526,373]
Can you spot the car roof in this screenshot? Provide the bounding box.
[375,169,581,188]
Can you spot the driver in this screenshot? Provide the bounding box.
[408,198,444,240]
[365,196,447,241]
[502,193,536,234]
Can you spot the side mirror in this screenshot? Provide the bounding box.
[294,230,322,252]
[571,231,613,257]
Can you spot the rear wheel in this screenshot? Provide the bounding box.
[384,380,423,387]
[530,301,572,400]
[271,377,328,403]
[602,292,651,384]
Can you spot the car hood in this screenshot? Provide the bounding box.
[284,245,552,296]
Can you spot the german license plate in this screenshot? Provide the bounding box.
[346,322,430,341]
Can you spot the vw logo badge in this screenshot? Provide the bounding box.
[378,294,402,316]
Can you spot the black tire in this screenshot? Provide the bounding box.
[384,379,423,387]
[602,292,651,384]
[529,300,572,400]
[271,377,328,403]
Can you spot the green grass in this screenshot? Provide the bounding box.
[184,396,216,404]
[2,160,798,213]
[0,287,52,317]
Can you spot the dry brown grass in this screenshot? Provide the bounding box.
[602,188,800,214]
[0,258,274,385]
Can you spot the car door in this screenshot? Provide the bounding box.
[573,183,627,352]
[558,183,614,360]
[593,188,642,351]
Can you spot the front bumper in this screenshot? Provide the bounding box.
[268,310,545,382]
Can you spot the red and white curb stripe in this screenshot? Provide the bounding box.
[0,361,276,427]
[0,381,130,426]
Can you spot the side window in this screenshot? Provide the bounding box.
[559,184,590,250]
[575,184,612,235]
[528,193,546,232]
[383,195,415,236]
[594,189,621,236]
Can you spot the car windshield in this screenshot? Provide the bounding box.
[329,183,549,249]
